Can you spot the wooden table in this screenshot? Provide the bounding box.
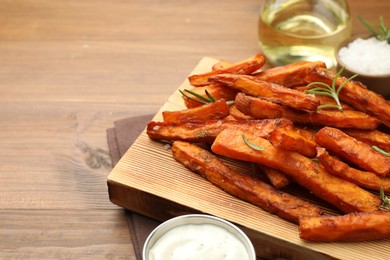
[0,1,388,259]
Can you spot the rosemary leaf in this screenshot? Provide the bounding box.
[180,88,234,106]
[311,158,319,163]
[179,89,208,104]
[332,66,343,91]
[358,15,390,43]
[305,88,334,98]
[380,187,390,210]
[316,104,343,110]
[205,89,216,102]
[358,15,377,36]
[306,82,331,89]
[183,89,213,103]
[338,73,358,95]
[242,134,264,151]
[372,146,390,157]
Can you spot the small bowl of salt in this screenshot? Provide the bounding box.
[336,34,390,98]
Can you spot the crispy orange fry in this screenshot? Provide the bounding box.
[260,165,291,189]
[268,127,317,157]
[222,115,238,121]
[229,104,256,120]
[188,54,266,86]
[162,98,229,123]
[235,93,379,129]
[305,67,390,127]
[254,61,326,87]
[172,141,322,223]
[315,127,390,177]
[211,129,381,213]
[316,147,390,192]
[182,84,238,108]
[147,118,293,143]
[212,60,233,71]
[343,129,390,151]
[209,74,319,112]
[299,211,390,242]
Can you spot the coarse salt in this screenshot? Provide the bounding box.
[338,37,390,75]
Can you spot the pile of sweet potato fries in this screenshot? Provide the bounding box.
[146,54,390,242]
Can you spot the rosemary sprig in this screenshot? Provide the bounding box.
[304,67,357,111]
[358,15,390,43]
[180,88,234,105]
[311,158,319,163]
[242,134,264,151]
[179,89,214,104]
[205,89,215,102]
[372,146,390,157]
[379,187,390,211]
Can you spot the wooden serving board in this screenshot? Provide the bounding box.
[107,57,390,260]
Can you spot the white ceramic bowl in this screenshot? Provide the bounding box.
[142,214,256,260]
[336,35,390,98]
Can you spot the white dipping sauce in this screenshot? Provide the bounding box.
[148,223,250,260]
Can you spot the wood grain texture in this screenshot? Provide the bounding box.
[0,0,388,259]
[0,209,134,259]
[108,57,390,260]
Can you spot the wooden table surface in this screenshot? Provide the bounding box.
[0,0,388,259]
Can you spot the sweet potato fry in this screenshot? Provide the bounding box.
[305,67,390,127]
[260,165,291,189]
[188,54,266,86]
[299,211,390,242]
[343,129,390,151]
[229,104,256,120]
[316,147,390,192]
[268,127,317,157]
[253,61,326,87]
[235,93,379,129]
[162,98,230,123]
[211,128,382,213]
[212,60,233,71]
[171,140,322,223]
[182,84,238,108]
[147,118,293,143]
[315,127,390,177]
[209,74,319,112]
[222,115,237,121]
